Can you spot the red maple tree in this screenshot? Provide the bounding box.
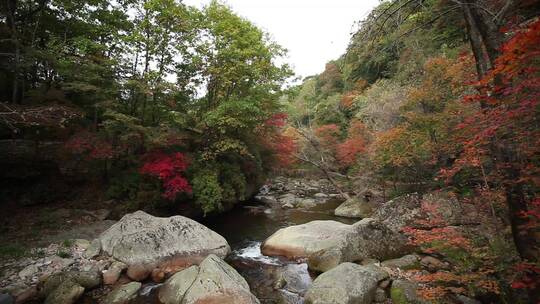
[140,151,191,200]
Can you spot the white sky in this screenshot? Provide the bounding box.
[184,0,380,79]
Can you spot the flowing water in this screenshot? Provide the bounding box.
[201,198,356,304]
[132,195,355,304]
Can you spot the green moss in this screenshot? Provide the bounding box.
[0,244,27,259]
[62,239,74,248]
[391,286,410,304]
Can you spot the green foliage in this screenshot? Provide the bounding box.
[0,244,27,259]
[192,168,223,215]
[219,163,247,203]
[57,250,72,258]
[106,170,142,200]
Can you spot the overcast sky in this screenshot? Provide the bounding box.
[183,0,380,79]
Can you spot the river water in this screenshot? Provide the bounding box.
[201,198,356,304]
[132,190,354,304]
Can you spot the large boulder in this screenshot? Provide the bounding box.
[95,211,230,268]
[373,192,478,232]
[261,218,409,272]
[334,197,375,218]
[44,280,84,304]
[158,254,259,304]
[304,263,383,304]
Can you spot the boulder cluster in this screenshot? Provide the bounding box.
[0,177,482,304]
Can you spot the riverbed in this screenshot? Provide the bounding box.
[202,198,355,304]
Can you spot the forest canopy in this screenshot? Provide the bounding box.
[0,0,294,214]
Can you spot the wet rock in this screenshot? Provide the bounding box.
[97,211,230,267]
[104,282,141,304]
[159,254,259,304]
[382,254,420,269]
[262,218,409,272]
[334,197,374,218]
[44,279,84,304]
[304,263,379,304]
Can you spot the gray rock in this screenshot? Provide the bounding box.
[159,254,259,304]
[373,192,478,233]
[182,254,259,304]
[44,256,75,269]
[254,195,278,205]
[44,279,84,304]
[304,263,379,304]
[334,197,374,218]
[277,263,311,295]
[279,193,299,206]
[72,239,90,250]
[382,254,420,269]
[18,264,39,279]
[41,271,101,296]
[104,282,141,304]
[0,294,14,304]
[97,211,230,266]
[374,288,387,303]
[103,261,128,285]
[84,239,101,259]
[297,198,317,209]
[456,294,481,304]
[314,193,328,198]
[158,266,199,304]
[263,218,409,272]
[420,256,449,271]
[282,203,295,209]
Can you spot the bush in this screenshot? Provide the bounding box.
[192,168,223,215]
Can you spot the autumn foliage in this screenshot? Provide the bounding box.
[336,120,367,167]
[65,130,115,160]
[260,113,297,168]
[140,152,192,200]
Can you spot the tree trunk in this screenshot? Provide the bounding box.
[462,1,536,265]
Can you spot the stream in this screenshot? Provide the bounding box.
[133,178,354,304]
[203,197,355,304]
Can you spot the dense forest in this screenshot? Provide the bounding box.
[284,0,540,302]
[0,0,539,303]
[0,0,294,215]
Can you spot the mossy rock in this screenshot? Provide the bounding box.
[390,279,424,304]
